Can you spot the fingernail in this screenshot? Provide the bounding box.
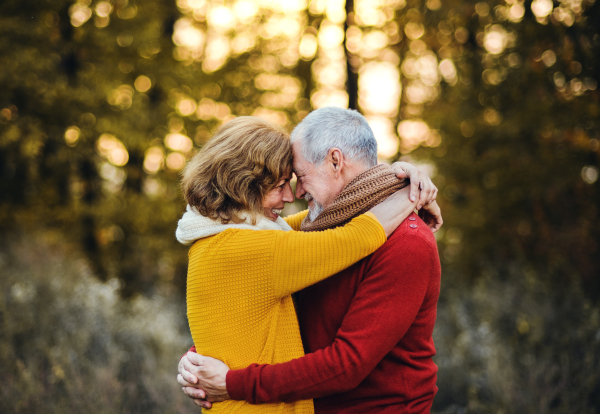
[418,205,422,210]
[411,196,416,201]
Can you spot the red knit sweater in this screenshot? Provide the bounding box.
[225,213,441,413]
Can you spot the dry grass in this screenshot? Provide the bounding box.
[0,231,197,414]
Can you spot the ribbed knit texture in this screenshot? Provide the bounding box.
[186,210,387,413]
[301,164,408,232]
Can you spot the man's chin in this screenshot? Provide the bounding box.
[307,204,324,222]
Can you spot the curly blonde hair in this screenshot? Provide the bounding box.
[181,117,292,224]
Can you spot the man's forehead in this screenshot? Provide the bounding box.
[291,142,313,172]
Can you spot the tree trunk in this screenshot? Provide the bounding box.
[344,0,359,111]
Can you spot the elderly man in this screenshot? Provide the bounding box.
[178,107,442,413]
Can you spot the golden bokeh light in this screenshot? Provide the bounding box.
[508,3,525,22]
[359,61,401,117]
[318,23,345,49]
[214,102,232,120]
[252,107,289,126]
[581,166,599,184]
[107,85,134,109]
[475,2,490,17]
[541,50,556,67]
[177,98,197,116]
[96,134,129,167]
[426,0,441,11]
[116,32,134,47]
[361,30,388,57]
[234,0,259,21]
[439,59,458,85]
[144,147,165,174]
[231,32,257,55]
[165,133,193,153]
[99,162,126,193]
[484,25,508,55]
[116,3,137,19]
[355,0,391,27]
[367,115,399,158]
[166,152,186,170]
[397,119,431,153]
[311,90,349,109]
[1,108,11,121]
[69,3,92,27]
[172,18,205,52]
[64,126,81,147]
[454,27,469,43]
[404,22,425,40]
[134,75,152,92]
[406,80,439,104]
[460,121,475,137]
[95,1,113,17]
[208,5,235,31]
[202,35,230,72]
[531,0,554,19]
[299,33,318,60]
[345,26,362,54]
[197,98,215,120]
[484,108,502,126]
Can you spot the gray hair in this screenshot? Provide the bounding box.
[290,107,378,167]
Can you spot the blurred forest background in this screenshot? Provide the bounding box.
[1,0,599,412]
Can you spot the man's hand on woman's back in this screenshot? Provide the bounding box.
[390,161,443,232]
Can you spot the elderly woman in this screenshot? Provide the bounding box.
[175,116,438,413]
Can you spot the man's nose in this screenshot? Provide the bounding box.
[283,182,294,203]
[295,180,306,199]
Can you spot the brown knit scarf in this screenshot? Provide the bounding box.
[300,164,409,232]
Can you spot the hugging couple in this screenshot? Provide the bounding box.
[175,106,443,413]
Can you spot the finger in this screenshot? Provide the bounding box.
[390,162,408,179]
[421,179,434,204]
[181,360,200,384]
[416,181,426,209]
[410,178,419,202]
[183,386,207,399]
[185,352,204,366]
[193,399,213,409]
[177,374,199,388]
[417,178,434,210]
[431,187,438,203]
[423,180,436,205]
[181,369,199,385]
[395,167,408,179]
[183,354,208,373]
[426,180,437,204]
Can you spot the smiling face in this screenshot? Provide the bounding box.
[262,172,294,221]
[292,141,342,221]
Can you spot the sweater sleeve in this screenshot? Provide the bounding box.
[283,210,309,231]
[226,227,436,403]
[271,212,386,298]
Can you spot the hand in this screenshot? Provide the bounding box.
[177,352,211,409]
[369,187,419,238]
[177,352,231,407]
[390,162,438,210]
[418,200,443,233]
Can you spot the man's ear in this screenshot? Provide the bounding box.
[328,148,343,178]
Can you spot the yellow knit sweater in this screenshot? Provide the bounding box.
[186,210,386,413]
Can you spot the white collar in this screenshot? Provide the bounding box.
[176,205,292,245]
